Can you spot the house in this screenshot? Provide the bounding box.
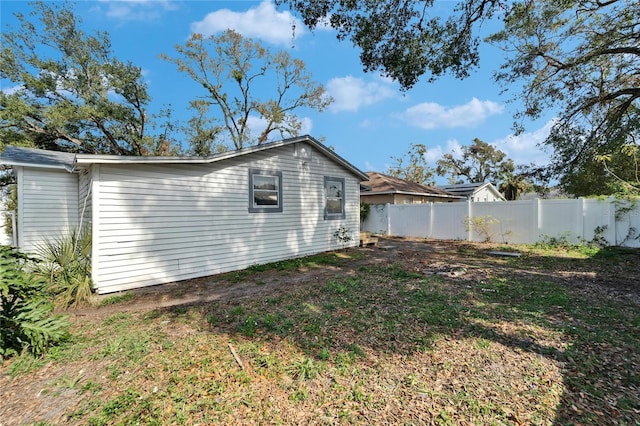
[0,135,368,294]
[437,182,506,202]
[360,172,463,205]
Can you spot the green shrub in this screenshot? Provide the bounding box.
[0,245,69,361]
[33,229,93,308]
[2,184,17,241]
[360,201,370,222]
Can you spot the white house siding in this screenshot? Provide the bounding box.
[472,187,502,202]
[91,143,361,293]
[17,166,79,253]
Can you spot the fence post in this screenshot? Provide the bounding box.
[467,199,473,242]
[11,210,17,247]
[577,197,585,243]
[531,198,541,245]
[429,201,434,239]
[608,197,617,246]
[386,203,391,236]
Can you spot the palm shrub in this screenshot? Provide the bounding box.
[2,184,17,241]
[34,228,93,308]
[0,245,70,360]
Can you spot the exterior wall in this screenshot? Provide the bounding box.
[17,166,79,253]
[361,194,394,205]
[471,187,502,202]
[91,143,361,293]
[393,194,416,204]
[361,194,461,205]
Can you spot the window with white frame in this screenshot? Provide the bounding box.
[324,176,345,220]
[249,169,282,213]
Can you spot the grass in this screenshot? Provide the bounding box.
[95,292,135,307]
[1,241,639,425]
[224,251,358,283]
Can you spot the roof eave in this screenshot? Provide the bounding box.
[0,160,75,173]
[75,135,368,181]
[361,191,464,199]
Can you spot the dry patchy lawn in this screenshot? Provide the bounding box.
[1,238,639,425]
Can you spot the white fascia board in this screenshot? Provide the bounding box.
[74,135,369,181]
[3,161,75,173]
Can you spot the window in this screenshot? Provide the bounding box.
[249,169,282,213]
[324,176,345,220]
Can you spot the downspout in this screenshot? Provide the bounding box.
[10,210,17,247]
[75,176,92,251]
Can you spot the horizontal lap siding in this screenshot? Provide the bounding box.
[93,144,361,293]
[19,167,79,254]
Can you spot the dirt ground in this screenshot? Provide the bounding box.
[74,237,436,319]
[77,236,640,320]
[2,237,639,425]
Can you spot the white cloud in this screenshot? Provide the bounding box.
[99,0,178,22]
[327,76,397,113]
[492,120,555,165]
[245,115,268,140]
[190,0,303,45]
[423,139,463,164]
[363,160,376,172]
[244,115,313,141]
[359,119,374,128]
[298,117,313,135]
[424,121,554,170]
[399,98,504,129]
[0,84,23,95]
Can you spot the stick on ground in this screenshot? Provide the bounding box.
[228,343,244,370]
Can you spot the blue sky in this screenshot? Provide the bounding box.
[1,0,556,184]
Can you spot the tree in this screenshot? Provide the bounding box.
[280,1,639,194]
[549,118,640,196]
[436,138,514,186]
[495,162,557,200]
[182,100,225,156]
[0,2,178,155]
[598,142,639,196]
[276,0,508,90]
[499,171,529,201]
[488,0,639,194]
[161,30,332,150]
[387,143,435,185]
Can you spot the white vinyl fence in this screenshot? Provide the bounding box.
[362,198,640,247]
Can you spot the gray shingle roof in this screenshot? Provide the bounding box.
[0,146,76,172]
[438,182,506,201]
[0,136,369,180]
[361,172,460,198]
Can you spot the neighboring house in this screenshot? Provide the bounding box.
[360,172,463,205]
[438,182,506,202]
[0,135,367,294]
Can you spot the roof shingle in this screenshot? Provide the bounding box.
[361,172,458,197]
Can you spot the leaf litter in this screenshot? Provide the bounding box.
[1,237,638,425]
